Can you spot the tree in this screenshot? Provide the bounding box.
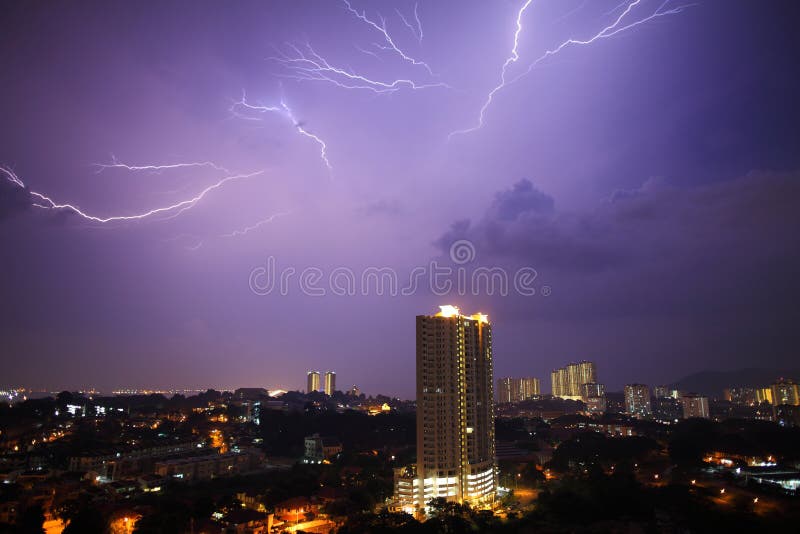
[16,504,45,534]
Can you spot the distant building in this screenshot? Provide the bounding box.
[723,387,757,405]
[755,387,774,405]
[652,397,683,423]
[154,449,263,481]
[680,394,710,419]
[497,377,540,403]
[653,385,670,399]
[624,384,652,418]
[581,382,605,400]
[323,371,336,396]
[303,434,342,463]
[234,388,268,401]
[771,379,799,406]
[775,404,800,428]
[581,383,606,415]
[394,305,497,513]
[348,385,361,397]
[551,361,596,400]
[307,371,320,393]
[584,396,607,415]
[605,391,626,414]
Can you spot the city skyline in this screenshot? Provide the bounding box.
[2,0,799,399]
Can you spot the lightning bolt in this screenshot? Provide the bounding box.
[2,163,265,224]
[221,211,291,238]
[0,165,25,188]
[166,211,290,251]
[395,2,424,44]
[342,0,432,75]
[509,0,693,87]
[230,91,333,175]
[413,3,424,43]
[449,0,690,139]
[271,42,448,94]
[448,0,534,140]
[272,2,444,94]
[92,157,230,174]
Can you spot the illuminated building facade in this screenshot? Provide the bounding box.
[307,371,320,393]
[680,394,710,419]
[653,385,670,399]
[324,371,336,396]
[652,397,683,423]
[497,377,540,403]
[770,379,800,406]
[624,384,652,418]
[723,387,757,405]
[581,382,606,415]
[394,305,497,512]
[755,387,773,405]
[551,361,597,400]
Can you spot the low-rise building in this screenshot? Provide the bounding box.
[303,434,342,463]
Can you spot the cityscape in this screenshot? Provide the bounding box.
[2,0,800,532]
[1,305,798,532]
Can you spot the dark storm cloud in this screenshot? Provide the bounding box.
[488,179,555,220]
[438,171,800,319]
[434,171,800,385]
[437,179,621,273]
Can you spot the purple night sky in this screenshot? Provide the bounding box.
[1,0,799,397]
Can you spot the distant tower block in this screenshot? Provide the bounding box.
[324,371,336,396]
[307,371,320,393]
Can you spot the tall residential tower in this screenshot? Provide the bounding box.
[307,371,320,393]
[394,305,497,512]
[324,371,336,396]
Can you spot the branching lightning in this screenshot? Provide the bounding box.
[413,3,424,43]
[0,165,25,188]
[449,0,690,139]
[230,91,332,175]
[395,2,424,44]
[272,1,444,94]
[448,0,534,139]
[221,211,291,238]
[342,0,432,75]
[93,157,230,174]
[1,163,264,224]
[271,42,448,94]
[509,0,693,87]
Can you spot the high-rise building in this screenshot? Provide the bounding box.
[581,382,605,401]
[624,384,652,418]
[581,382,606,415]
[497,378,513,404]
[307,371,320,393]
[755,387,773,405]
[551,361,597,399]
[497,377,540,403]
[394,305,497,512]
[520,377,539,400]
[551,368,567,397]
[723,387,757,405]
[653,385,670,399]
[770,379,800,406]
[680,394,710,419]
[652,397,683,423]
[324,371,336,396]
